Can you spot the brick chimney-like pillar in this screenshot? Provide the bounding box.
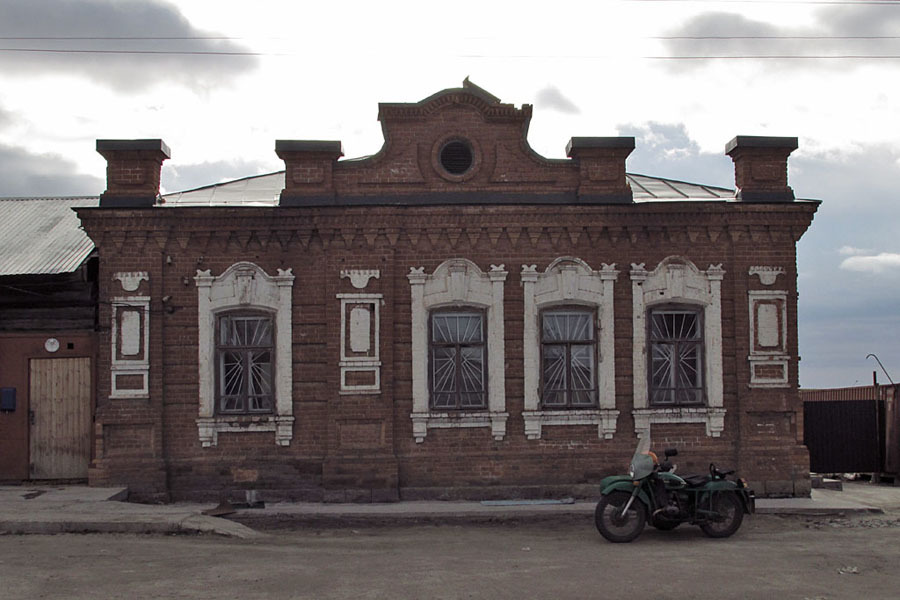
[96,139,170,207]
[276,140,343,206]
[566,137,635,204]
[726,136,798,202]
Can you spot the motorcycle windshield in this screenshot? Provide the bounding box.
[629,435,655,480]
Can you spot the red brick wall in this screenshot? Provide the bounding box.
[78,200,816,501]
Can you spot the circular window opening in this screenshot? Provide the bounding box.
[440,141,473,175]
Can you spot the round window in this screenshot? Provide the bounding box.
[439,141,474,175]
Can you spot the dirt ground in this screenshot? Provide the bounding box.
[3,511,900,600]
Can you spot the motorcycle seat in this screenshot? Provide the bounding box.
[683,474,711,487]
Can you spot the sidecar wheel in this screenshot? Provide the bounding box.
[699,492,744,538]
[595,491,646,543]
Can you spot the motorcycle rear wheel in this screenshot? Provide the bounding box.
[595,491,646,543]
[699,491,744,538]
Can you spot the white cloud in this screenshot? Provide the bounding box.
[838,246,870,256]
[840,253,900,274]
[534,86,580,115]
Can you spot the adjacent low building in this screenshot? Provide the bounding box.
[72,81,818,501]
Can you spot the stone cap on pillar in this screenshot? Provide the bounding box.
[726,135,798,202]
[566,137,635,204]
[96,139,170,207]
[275,140,344,206]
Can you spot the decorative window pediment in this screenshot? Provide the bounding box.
[631,257,725,437]
[195,262,294,447]
[408,259,508,442]
[521,258,619,440]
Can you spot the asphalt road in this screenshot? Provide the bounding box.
[3,511,899,600]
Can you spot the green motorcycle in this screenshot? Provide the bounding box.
[595,436,755,543]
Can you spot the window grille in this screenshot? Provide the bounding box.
[541,309,597,408]
[216,313,274,414]
[649,308,704,406]
[430,311,486,409]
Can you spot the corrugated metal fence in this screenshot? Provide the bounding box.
[802,384,900,474]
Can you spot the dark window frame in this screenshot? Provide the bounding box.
[539,306,599,409]
[647,304,705,407]
[428,308,488,411]
[215,310,276,415]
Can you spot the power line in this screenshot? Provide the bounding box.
[2,47,900,60]
[0,48,271,56]
[621,0,899,4]
[4,34,900,42]
[652,35,900,40]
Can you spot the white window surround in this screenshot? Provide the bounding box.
[408,259,508,442]
[195,262,294,447]
[631,257,726,438]
[520,258,619,440]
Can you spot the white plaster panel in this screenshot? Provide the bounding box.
[120,310,141,356]
[748,289,790,388]
[110,295,151,399]
[349,307,371,353]
[408,259,507,442]
[338,294,382,393]
[756,304,780,348]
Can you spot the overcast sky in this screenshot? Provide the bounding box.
[1,0,898,388]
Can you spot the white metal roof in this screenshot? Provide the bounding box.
[0,197,98,276]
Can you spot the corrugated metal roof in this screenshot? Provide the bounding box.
[0,197,98,276]
[161,171,735,206]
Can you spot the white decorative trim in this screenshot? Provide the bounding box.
[523,409,620,440]
[411,412,509,443]
[749,266,785,286]
[196,415,295,447]
[748,289,790,387]
[195,262,294,447]
[633,407,727,438]
[520,258,618,439]
[341,269,381,289]
[114,271,149,292]
[408,259,508,442]
[337,293,382,393]
[110,295,150,399]
[631,257,725,435]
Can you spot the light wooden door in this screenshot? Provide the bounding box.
[29,357,91,479]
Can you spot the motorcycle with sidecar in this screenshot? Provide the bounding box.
[594,436,755,543]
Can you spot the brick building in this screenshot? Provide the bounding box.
[76,81,818,502]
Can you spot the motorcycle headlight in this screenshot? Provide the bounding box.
[628,462,635,479]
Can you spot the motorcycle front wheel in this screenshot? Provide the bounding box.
[699,491,744,538]
[595,491,646,543]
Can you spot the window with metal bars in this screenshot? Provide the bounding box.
[540,308,597,408]
[429,310,486,410]
[216,312,274,414]
[648,306,704,406]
